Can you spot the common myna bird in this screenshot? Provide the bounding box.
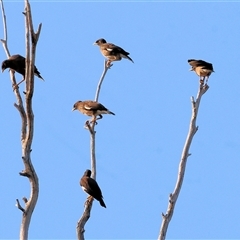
[72,100,115,123]
[94,38,134,65]
[188,59,214,83]
[80,169,106,208]
[2,54,44,86]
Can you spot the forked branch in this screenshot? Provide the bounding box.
[1,1,42,239]
[158,82,209,240]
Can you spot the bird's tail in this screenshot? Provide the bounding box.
[36,73,44,81]
[126,55,134,63]
[107,110,115,115]
[99,199,106,208]
[34,68,44,81]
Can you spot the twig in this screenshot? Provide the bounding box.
[94,60,111,102]
[0,0,24,133]
[158,82,209,240]
[16,199,25,213]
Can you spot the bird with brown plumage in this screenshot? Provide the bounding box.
[80,169,106,208]
[72,100,115,124]
[188,59,214,83]
[94,38,134,66]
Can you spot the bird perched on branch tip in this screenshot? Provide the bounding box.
[72,100,115,123]
[80,169,106,208]
[188,59,214,83]
[94,38,134,66]
[1,54,44,86]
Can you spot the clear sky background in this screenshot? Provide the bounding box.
[0,1,239,239]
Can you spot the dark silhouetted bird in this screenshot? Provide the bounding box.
[2,54,44,86]
[94,38,134,65]
[188,59,214,83]
[80,169,106,208]
[72,100,115,122]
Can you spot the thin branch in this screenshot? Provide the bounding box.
[77,58,111,240]
[94,60,111,102]
[0,0,9,56]
[0,0,26,140]
[76,197,94,240]
[158,82,209,240]
[16,199,25,213]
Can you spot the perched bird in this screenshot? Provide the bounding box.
[2,54,44,86]
[188,59,214,83]
[80,169,106,208]
[72,100,115,122]
[94,38,134,65]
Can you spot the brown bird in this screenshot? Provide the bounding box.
[2,54,44,86]
[80,169,106,208]
[94,38,134,65]
[188,59,214,83]
[72,100,115,122]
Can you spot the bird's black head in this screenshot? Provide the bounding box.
[84,169,91,177]
[1,60,8,73]
[94,38,107,45]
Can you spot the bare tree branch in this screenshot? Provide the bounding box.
[19,1,42,239]
[95,60,111,102]
[158,82,209,240]
[1,1,42,239]
[77,58,112,240]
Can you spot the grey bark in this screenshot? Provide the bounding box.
[0,1,42,239]
[158,82,209,240]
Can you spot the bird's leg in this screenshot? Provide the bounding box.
[90,116,98,125]
[199,77,204,85]
[205,76,209,84]
[12,78,25,90]
[96,115,103,121]
[106,60,113,68]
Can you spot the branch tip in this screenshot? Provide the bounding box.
[19,171,31,178]
[16,199,25,213]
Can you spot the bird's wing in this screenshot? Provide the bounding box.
[106,43,129,55]
[188,59,199,67]
[88,178,103,197]
[84,102,108,112]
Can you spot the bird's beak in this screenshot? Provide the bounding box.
[93,42,97,45]
[2,69,4,73]
[72,107,76,111]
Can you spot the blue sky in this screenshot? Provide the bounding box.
[0,1,240,239]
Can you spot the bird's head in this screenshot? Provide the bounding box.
[84,169,92,177]
[72,101,82,111]
[1,61,8,73]
[94,38,107,46]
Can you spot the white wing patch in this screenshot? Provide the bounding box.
[84,105,92,110]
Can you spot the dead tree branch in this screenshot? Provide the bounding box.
[76,59,111,240]
[95,60,111,102]
[1,1,42,239]
[158,82,209,240]
[19,2,42,239]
